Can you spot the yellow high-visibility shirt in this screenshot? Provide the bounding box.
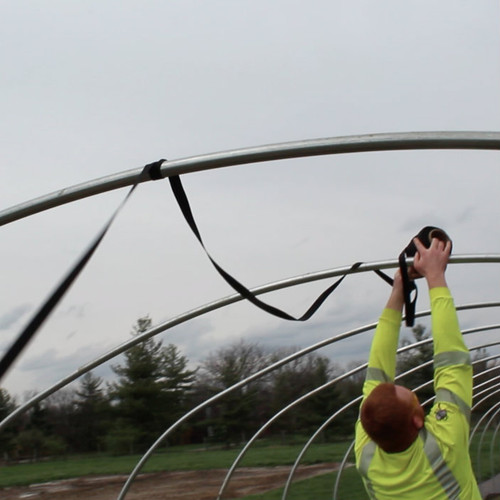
[354,287,481,499]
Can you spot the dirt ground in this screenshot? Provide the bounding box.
[1,463,339,499]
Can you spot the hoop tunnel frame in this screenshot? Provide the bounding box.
[1,131,499,499]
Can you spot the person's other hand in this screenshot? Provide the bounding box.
[412,237,451,285]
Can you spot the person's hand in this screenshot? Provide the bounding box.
[386,268,404,311]
[392,268,404,291]
[407,265,424,280]
[412,237,451,287]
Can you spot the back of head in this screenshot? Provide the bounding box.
[360,383,420,453]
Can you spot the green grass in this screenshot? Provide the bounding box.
[4,431,493,499]
[0,439,353,488]
[240,467,368,500]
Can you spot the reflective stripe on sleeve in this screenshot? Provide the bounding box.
[434,351,471,369]
[365,367,391,383]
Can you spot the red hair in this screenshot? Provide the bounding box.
[360,383,422,453]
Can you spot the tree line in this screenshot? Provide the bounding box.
[0,317,495,462]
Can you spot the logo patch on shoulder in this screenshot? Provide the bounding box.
[435,405,448,421]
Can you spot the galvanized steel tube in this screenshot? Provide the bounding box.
[1,131,500,227]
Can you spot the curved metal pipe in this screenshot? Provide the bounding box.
[474,364,500,388]
[332,440,356,500]
[1,131,500,227]
[473,384,500,409]
[490,412,500,479]
[471,370,500,479]
[482,398,500,475]
[474,364,500,387]
[474,373,500,394]
[474,391,500,480]
[471,391,500,442]
[471,382,500,479]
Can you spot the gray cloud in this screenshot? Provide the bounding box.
[0,304,31,331]
[59,304,87,319]
[454,206,477,224]
[18,348,60,372]
[16,344,118,395]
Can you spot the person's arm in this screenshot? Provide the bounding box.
[355,270,404,465]
[362,271,403,398]
[413,238,472,411]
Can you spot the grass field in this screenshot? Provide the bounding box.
[0,439,354,488]
[1,431,498,499]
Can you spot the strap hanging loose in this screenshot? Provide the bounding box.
[399,251,418,327]
[0,160,166,382]
[373,269,394,287]
[169,174,365,322]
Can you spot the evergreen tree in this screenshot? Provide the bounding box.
[161,344,197,420]
[43,389,75,454]
[12,394,66,460]
[0,388,17,460]
[109,316,195,452]
[73,372,110,452]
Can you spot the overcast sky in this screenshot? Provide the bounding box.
[1,1,500,398]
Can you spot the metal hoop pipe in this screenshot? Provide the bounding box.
[490,414,500,479]
[475,392,500,480]
[1,131,500,227]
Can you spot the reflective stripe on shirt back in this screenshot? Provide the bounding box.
[358,440,377,499]
[420,428,461,499]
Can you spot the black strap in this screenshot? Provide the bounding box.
[399,251,418,327]
[373,269,394,287]
[0,160,166,382]
[169,174,378,322]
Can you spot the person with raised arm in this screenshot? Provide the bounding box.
[355,237,481,499]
